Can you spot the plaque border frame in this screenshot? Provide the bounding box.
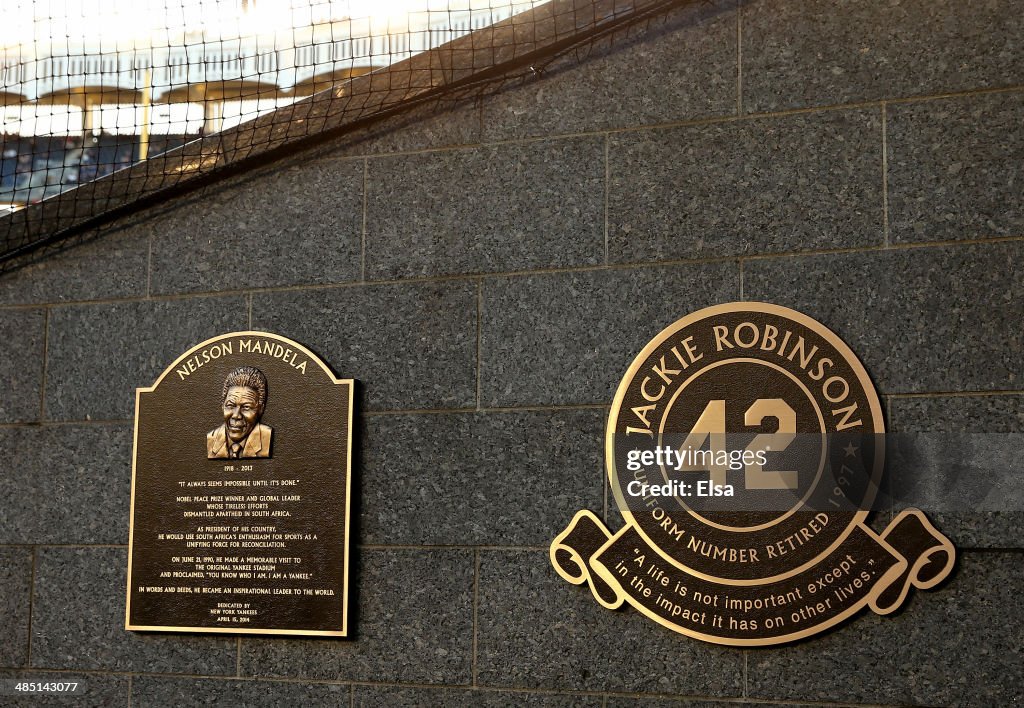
[124,330,355,637]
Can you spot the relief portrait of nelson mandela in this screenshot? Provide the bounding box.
[207,366,273,459]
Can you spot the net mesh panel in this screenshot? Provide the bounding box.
[1,0,693,271]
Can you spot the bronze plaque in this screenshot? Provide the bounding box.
[552,302,955,646]
[126,331,354,636]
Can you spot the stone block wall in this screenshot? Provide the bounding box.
[1,0,1021,705]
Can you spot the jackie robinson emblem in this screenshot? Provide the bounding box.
[551,302,955,646]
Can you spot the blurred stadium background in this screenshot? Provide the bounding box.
[1,0,544,211]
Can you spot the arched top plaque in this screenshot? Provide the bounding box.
[126,331,354,636]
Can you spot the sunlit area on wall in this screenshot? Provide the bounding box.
[1,0,545,210]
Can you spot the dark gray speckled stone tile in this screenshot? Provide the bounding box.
[0,548,32,668]
[475,550,744,694]
[742,243,1024,394]
[366,136,604,279]
[0,225,149,306]
[888,395,1024,549]
[239,549,473,683]
[314,97,482,158]
[30,547,236,674]
[252,281,476,411]
[131,677,349,708]
[889,395,1024,434]
[481,0,737,140]
[605,699,817,708]
[360,409,603,545]
[0,425,131,544]
[742,0,1024,113]
[0,308,44,423]
[44,296,246,421]
[149,158,363,295]
[480,263,739,407]
[888,91,1024,243]
[746,552,1024,706]
[354,685,601,707]
[608,109,883,262]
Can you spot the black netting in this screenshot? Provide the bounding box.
[1,0,691,271]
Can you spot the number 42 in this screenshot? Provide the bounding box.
[675,399,797,490]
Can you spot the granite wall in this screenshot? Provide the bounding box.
[1,0,1022,705]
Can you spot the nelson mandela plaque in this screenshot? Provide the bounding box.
[126,332,354,636]
[551,303,955,646]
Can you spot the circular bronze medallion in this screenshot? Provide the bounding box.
[554,301,954,646]
[608,302,885,585]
